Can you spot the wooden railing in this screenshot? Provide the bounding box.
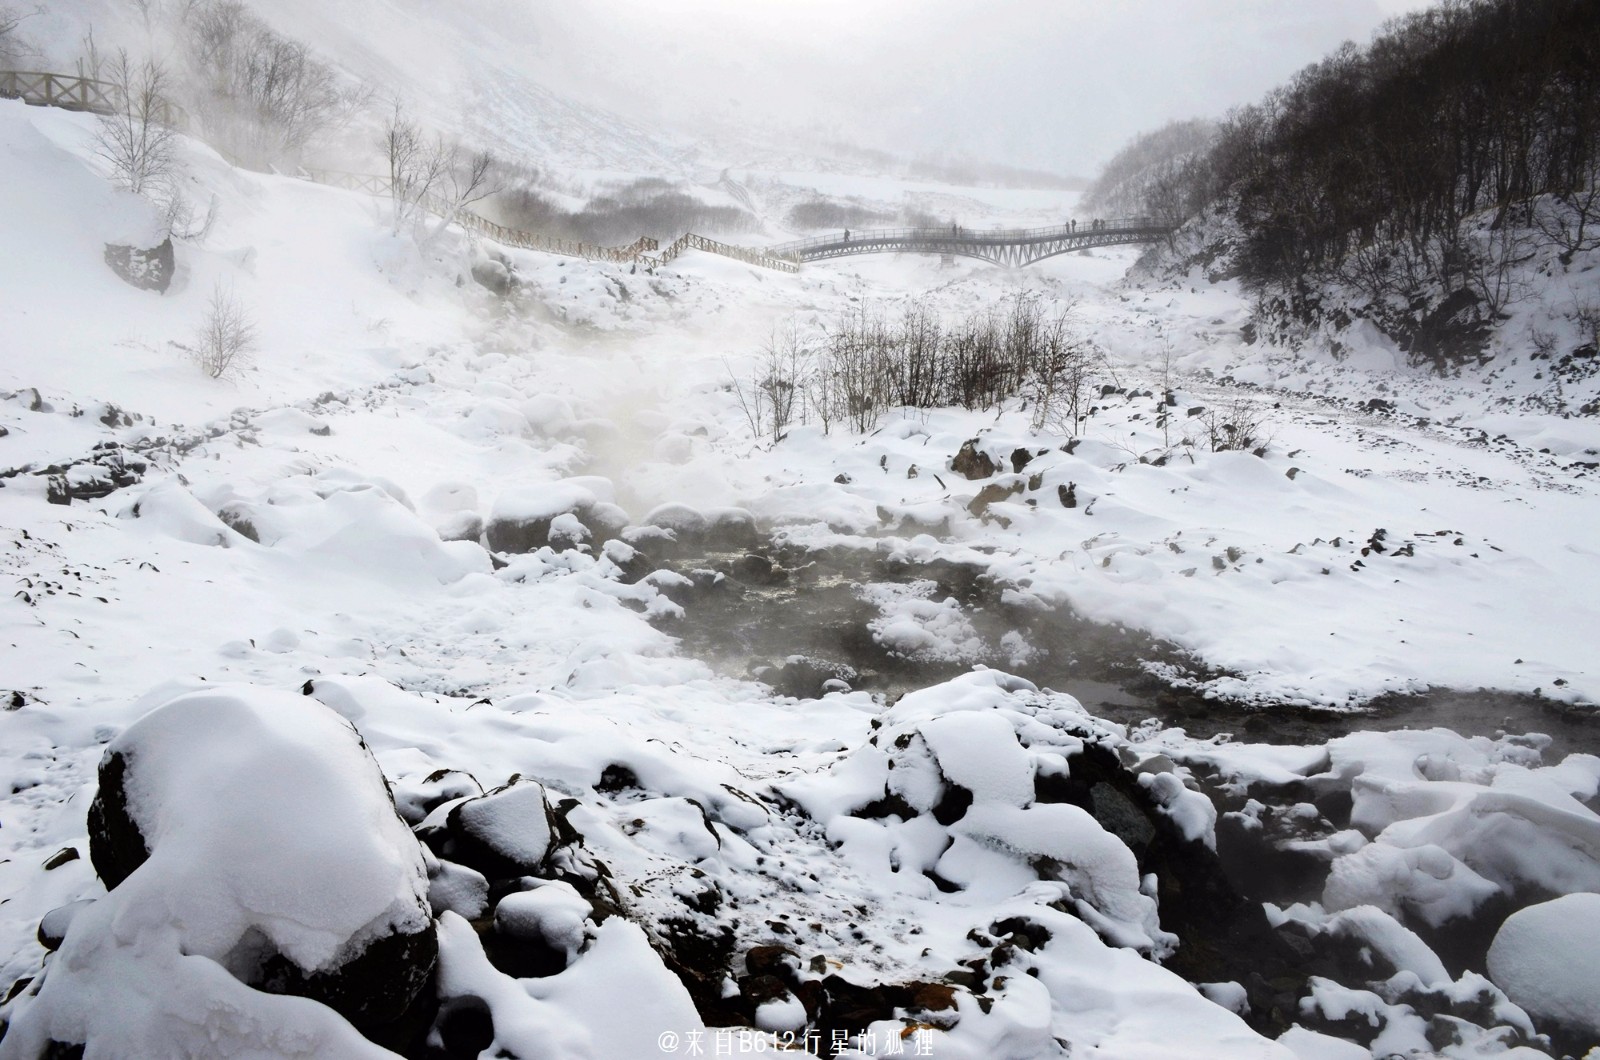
[0,70,118,113]
[0,70,187,128]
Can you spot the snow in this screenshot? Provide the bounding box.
[2,46,1600,1058]
[1487,892,1600,1037]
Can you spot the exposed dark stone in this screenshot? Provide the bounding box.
[1010,448,1033,473]
[1214,812,1329,904]
[967,481,1022,518]
[1058,482,1077,508]
[729,552,786,586]
[484,908,570,980]
[103,238,174,294]
[951,439,997,480]
[597,763,641,794]
[256,925,437,1030]
[851,790,918,821]
[216,503,260,543]
[86,750,149,889]
[931,781,973,826]
[486,498,627,554]
[41,847,79,871]
[427,995,495,1060]
[1398,288,1491,370]
[1038,741,1303,1036]
[470,257,516,296]
[43,447,147,505]
[744,944,800,980]
[755,655,856,700]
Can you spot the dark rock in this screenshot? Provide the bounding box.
[86,750,148,889]
[42,847,79,871]
[755,656,856,700]
[486,496,626,554]
[967,481,1022,518]
[256,926,437,1029]
[470,257,516,296]
[103,238,175,294]
[435,780,557,879]
[951,439,997,480]
[1010,448,1033,473]
[43,447,147,505]
[931,782,973,826]
[597,764,641,794]
[1058,482,1077,508]
[36,901,94,952]
[215,502,261,543]
[428,995,495,1060]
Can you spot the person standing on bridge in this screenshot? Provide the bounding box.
[844,229,850,242]
[1070,219,1076,232]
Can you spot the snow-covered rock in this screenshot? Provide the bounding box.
[1487,892,1600,1040]
[4,686,435,1053]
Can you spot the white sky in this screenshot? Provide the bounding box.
[526,0,1440,174]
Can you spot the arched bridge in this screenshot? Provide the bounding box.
[767,218,1172,268]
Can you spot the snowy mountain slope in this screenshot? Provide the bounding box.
[1,85,1598,1060]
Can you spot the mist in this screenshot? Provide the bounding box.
[526,0,1439,174]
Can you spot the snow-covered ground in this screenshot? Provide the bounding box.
[2,94,1599,1059]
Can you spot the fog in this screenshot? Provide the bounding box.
[22,0,1435,176]
[526,0,1438,174]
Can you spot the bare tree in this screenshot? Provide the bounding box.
[382,103,499,242]
[93,51,180,197]
[382,102,449,233]
[188,282,256,379]
[0,5,36,65]
[181,0,367,168]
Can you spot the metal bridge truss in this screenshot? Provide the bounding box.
[767,219,1171,268]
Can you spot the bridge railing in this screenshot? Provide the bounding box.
[767,217,1166,257]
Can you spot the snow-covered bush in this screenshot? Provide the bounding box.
[188,280,256,379]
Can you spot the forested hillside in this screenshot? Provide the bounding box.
[1119,0,1600,368]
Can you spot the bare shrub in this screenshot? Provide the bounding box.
[799,294,1093,435]
[188,282,256,379]
[1570,296,1600,351]
[1194,396,1271,453]
[729,322,811,445]
[1026,301,1106,436]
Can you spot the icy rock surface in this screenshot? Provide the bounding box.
[2,687,435,1054]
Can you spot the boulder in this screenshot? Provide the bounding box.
[951,438,997,480]
[83,687,436,1031]
[486,482,627,553]
[432,779,558,879]
[103,238,175,293]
